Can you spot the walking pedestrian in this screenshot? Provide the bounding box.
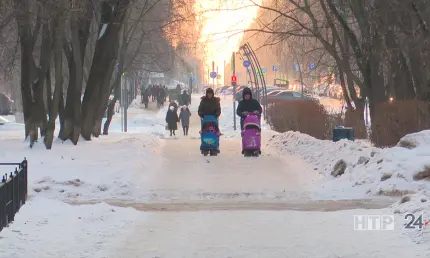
[166,105,179,136]
[179,105,191,136]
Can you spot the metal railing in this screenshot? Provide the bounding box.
[0,159,28,232]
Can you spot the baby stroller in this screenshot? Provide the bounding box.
[200,115,220,156]
[241,113,261,157]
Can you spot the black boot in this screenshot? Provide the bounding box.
[173,130,176,136]
[170,130,172,136]
[185,126,189,135]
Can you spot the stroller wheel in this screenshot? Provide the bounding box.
[202,150,209,156]
[210,150,217,156]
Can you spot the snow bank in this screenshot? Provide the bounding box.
[0,131,163,202]
[268,131,430,202]
[0,197,139,258]
[0,103,168,203]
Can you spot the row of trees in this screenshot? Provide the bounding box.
[0,0,199,149]
[248,0,430,130]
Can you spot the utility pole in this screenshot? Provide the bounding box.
[232,52,237,130]
[216,65,219,87]
[212,61,215,87]
[223,60,226,85]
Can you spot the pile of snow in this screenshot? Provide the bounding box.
[0,132,163,202]
[267,131,430,201]
[0,198,140,258]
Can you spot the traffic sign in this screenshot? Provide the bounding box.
[190,76,195,81]
[308,63,316,70]
[261,67,267,73]
[231,75,237,83]
[293,63,300,72]
[243,60,251,67]
[210,71,217,79]
[272,65,279,71]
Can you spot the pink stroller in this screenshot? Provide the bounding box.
[241,113,261,157]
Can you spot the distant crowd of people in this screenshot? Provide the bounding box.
[140,84,168,108]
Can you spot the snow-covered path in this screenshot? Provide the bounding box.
[110,210,428,258]
[104,108,428,258]
[1,96,429,257]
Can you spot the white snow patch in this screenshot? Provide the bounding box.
[268,131,430,209]
[0,197,140,258]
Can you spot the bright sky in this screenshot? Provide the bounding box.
[194,0,261,82]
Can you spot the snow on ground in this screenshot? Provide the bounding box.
[267,131,430,210]
[0,198,140,258]
[1,93,429,257]
[0,101,165,203]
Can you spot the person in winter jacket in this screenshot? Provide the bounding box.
[157,87,165,106]
[166,105,179,136]
[180,90,191,106]
[168,100,178,113]
[197,88,221,119]
[140,85,145,103]
[142,88,150,108]
[163,85,167,101]
[179,105,191,136]
[151,85,157,102]
[236,87,263,130]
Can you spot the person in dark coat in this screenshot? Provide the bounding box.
[140,85,145,103]
[180,90,191,106]
[236,87,263,130]
[151,85,158,102]
[168,100,178,113]
[142,88,150,108]
[166,105,179,136]
[163,86,167,101]
[198,88,221,119]
[157,87,165,106]
[179,105,191,136]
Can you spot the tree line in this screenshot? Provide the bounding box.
[248,0,430,132]
[0,0,198,149]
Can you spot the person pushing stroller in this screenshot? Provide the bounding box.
[198,88,221,119]
[198,88,222,134]
[236,87,262,131]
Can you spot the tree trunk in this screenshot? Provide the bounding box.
[103,76,121,135]
[58,1,92,144]
[44,6,64,149]
[14,0,39,145]
[81,0,130,140]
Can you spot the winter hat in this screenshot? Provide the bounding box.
[206,88,214,96]
[169,106,174,111]
[242,87,252,98]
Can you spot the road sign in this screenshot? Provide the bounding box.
[190,76,195,81]
[308,63,316,70]
[243,60,251,67]
[210,71,217,79]
[261,67,267,73]
[293,63,300,72]
[272,65,279,71]
[231,75,237,83]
